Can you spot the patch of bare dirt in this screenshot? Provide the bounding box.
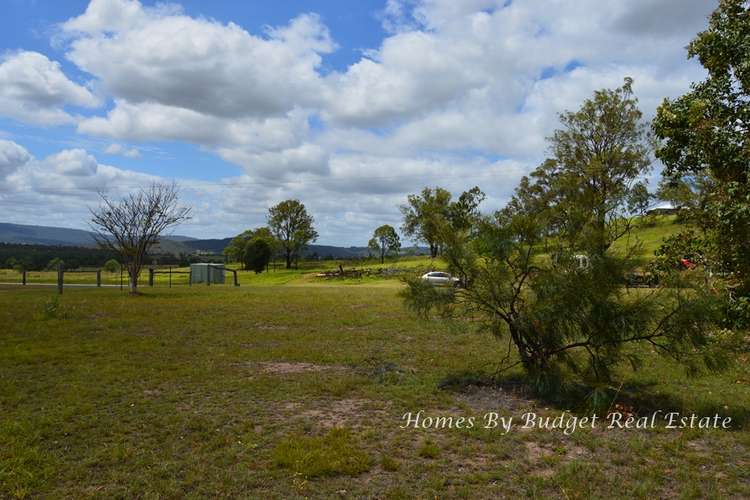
[525,441,555,460]
[252,323,289,331]
[294,398,392,428]
[253,361,347,374]
[452,386,536,413]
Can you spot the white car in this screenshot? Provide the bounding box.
[421,271,460,286]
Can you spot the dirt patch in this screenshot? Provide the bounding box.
[525,441,555,460]
[531,467,556,479]
[239,341,282,349]
[295,398,392,428]
[252,323,289,331]
[452,386,536,414]
[253,362,347,374]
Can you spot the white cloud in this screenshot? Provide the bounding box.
[0,0,721,245]
[217,143,330,180]
[0,139,32,179]
[104,143,140,158]
[64,0,332,119]
[0,51,99,125]
[5,145,155,196]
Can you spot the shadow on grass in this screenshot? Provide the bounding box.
[437,370,749,430]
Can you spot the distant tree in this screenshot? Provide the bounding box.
[46,257,64,271]
[368,225,401,264]
[224,229,254,264]
[6,257,29,273]
[244,237,273,273]
[447,186,486,232]
[628,182,654,226]
[400,187,451,258]
[400,186,484,258]
[654,173,713,225]
[224,227,277,268]
[267,200,318,269]
[653,0,750,326]
[103,259,121,273]
[90,183,191,294]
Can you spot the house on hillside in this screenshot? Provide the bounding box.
[646,201,681,216]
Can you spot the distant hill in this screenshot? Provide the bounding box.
[182,238,231,253]
[0,222,194,254]
[0,222,429,259]
[0,223,98,247]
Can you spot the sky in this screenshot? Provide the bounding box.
[0,0,716,245]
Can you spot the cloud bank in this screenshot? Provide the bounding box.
[0,0,717,244]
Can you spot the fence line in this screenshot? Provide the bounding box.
[2,264,240,293]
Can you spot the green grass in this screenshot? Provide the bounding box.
[1,222,746,497]
[0,255,440,287]
[273,428,371,477]
[0,281,748,498]
[611,215,687,262]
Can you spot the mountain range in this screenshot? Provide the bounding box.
[0,222,426,259]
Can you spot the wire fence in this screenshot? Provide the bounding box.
[0,263,240,293]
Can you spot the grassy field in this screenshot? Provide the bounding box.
[0,256,440,288]
[0,215,684,289]
[1,280,748,498]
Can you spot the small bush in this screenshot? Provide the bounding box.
[418,440,440,459]
[272,428,370,478]
[380,455,400,471]
[42,297,70,320]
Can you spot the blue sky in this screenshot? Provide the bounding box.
[0,0,715,244]
[1,0,389,182]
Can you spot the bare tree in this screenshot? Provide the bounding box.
[90,183,191,294]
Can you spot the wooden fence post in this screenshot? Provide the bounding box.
[207,265,211,286]
[169,267,172,288]
[188,270,192,286]
[57,262,63,295]
[96,270,101,287]
[149,267,154,287]
[22,270,26,286]
[120,267,123,291]
[233,269,239,287]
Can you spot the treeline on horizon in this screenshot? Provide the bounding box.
[0,243,213,272]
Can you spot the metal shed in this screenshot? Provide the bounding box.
[190,263,226,284]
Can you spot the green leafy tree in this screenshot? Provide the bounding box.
[267,200,318,269]
[224,229,254,264]
[655,174,705,212]
[7,257,29,273]
[224,227,277,269]
[368,225,401,264]
[244,237,273,273]
[400,186,484,258]
[401,82,738,400]
[103,259,121,273]
[400,187,452,258]
[46,257,65,271]
[543,77,652,257]
[653,0,750,325]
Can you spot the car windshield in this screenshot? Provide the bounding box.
[431,272,449,278]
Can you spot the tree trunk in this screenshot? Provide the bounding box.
[429,243,438,258]
[128,266,138,294]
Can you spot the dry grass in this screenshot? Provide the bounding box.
[0,284,748,498]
